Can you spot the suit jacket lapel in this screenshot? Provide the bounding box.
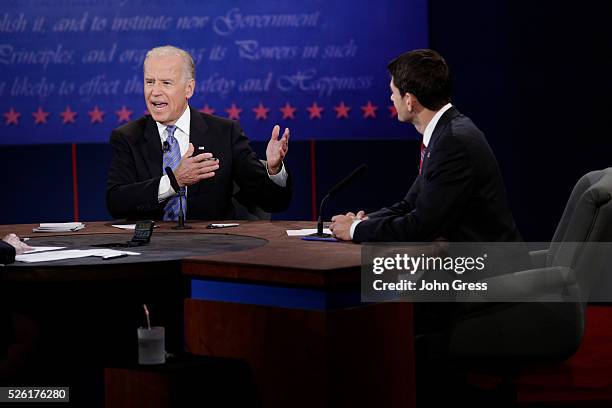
[187,107,211,196]
[189,106,210,150]
[422,106,461,173]
[142,116,163,178]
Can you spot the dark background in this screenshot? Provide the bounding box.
[1,0,609,241]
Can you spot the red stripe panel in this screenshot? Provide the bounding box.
[310,139,317,221]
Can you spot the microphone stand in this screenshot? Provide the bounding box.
[165,166,192,230]
[308,164,368,238]
[172,188,192,230]
[309,194,332,237]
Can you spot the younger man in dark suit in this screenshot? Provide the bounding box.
[329,49,529,406]
[330,49,523,245]
[106,45,292,221]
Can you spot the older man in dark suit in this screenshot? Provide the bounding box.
[107,45,292,221]
[0,234,30,265]
[1,234,34,381]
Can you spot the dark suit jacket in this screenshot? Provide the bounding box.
[0,241,16,264]
[106,107,292,221]
[354,107,523,244]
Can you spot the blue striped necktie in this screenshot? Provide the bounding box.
[162,125,186,221]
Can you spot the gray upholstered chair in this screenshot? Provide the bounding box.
[447,168,612,400]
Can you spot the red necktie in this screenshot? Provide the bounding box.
[419,142,425,174]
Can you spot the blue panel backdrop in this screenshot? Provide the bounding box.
[0,0,428,145]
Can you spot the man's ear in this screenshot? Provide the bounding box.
[403,92,414,113]
[404,92,422,113]
[185,78,195,99]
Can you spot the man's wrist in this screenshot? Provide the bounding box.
[349,219,363,240]
[267,163,281,175]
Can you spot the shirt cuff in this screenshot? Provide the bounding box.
[158,175,176,202]
[267,162,288,187]
[349,219,363,240]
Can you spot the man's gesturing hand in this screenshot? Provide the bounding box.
[266,125,289,175]
[174,143,220,187]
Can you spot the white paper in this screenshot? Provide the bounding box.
[286,228,332,236]
[112,224,158,230]
[111,224,136,230]
[39,222,83,228]
[113,250,140,256]
[15,249,140,263]
[22,246,66,254]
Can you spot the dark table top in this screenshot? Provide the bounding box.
[0,221,363,288]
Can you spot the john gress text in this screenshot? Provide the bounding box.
[372,279,488,292]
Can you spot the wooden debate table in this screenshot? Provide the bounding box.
[0,221,414,408]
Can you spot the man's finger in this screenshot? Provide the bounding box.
[193,166,218,177]
[196,172,215,181]
[191,152,214,162]
[281,127,290,142]
[270,125,280,141]
[200,162,220,171]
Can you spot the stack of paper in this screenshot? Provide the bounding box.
[33,222,85,232]
[16,249,140,263]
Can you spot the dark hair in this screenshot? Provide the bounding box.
[387,49,451,111]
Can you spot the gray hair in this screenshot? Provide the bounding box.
[144,45,195,81]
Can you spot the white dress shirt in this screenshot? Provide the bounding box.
[157,106,288,202]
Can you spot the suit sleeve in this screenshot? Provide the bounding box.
[0,241,16,264]
[106,130,164,219]
[368,178,421,219]
[230,121,292,213]
[354,136,474,242]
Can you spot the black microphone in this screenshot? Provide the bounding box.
[165,166,192,230]
[163,141,170,153]
[309,164,368,237]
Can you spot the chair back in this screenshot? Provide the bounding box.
[548,169,612,302]
[449,169,612,361]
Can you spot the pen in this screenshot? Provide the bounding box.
[206,223,239,229]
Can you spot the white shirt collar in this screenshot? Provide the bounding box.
[423,103,452,147]
[156,105,191,141]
